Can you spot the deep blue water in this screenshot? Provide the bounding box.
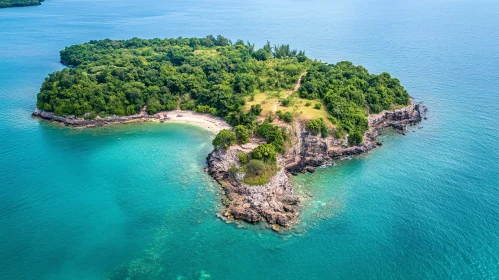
[1,0,498,279]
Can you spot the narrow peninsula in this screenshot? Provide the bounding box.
[0,0,43,8]
[33,36,424,230]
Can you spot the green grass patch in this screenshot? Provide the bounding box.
[242,162,279,186]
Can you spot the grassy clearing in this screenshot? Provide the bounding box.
[281,94,330,121]
[245,91,332,127]
[242,163,280,186]
[245,91,280,114]
[193,49,219,56]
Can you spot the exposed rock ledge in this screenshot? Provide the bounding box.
[33,102,424,231]
[207,102,425,230]
[207,149,300,230]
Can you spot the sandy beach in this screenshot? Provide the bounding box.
[159,110,231,133]
[32,108,232,133]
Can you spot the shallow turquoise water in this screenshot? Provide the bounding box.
[1,0,498,279]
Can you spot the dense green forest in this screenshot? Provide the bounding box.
[0,0,42,8]
[38,36,308,124]
[37,35,410,145]
[299,61,410,143]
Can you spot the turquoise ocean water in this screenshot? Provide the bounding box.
[1,0,498,279]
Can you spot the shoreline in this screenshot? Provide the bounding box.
[286,101,425,174]
[207,102,425,230]
[33,102,425,231]
[32,108,231,134]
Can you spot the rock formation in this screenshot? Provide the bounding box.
[206,102,424,229]
[286,103,423,174]
[33,102,424,230]
[207,148,300,229]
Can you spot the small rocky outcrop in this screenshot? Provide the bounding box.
[207,102,424,229]
[34,102,424,230]
[207,148,300,229]
[206,148,240,178]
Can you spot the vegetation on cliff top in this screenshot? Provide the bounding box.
[237,144,279,186]
[36,35,410,144]
[0,0,42,8]
[211,129,236,150]
[306,118,329,138]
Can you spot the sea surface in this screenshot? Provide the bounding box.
[1,0,498,279]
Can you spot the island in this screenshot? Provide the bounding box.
[0,0,43,8]
[33,35,424,230]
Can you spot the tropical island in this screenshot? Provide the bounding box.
[0,0,43,8]
[33,35,423,230]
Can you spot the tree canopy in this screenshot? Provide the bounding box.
[0,0,42,8]
[306,118,328,138]
[299,61,410,137]
[234,125,250,144]
[251,144,277,164]
[212,129,236,150]
[256,121,288,154]
[37,36,308,125]
[36,36,411,147]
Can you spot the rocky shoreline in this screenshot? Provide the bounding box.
[207,148,301,230]
[286,102,425,175]
[206,102,425,230]
[33,102,424,231]
[32,108,164,127]
[32,108,230,132]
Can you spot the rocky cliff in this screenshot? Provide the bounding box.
[207,148,300,230]
[207,102,424,229]
[286,103,423,174]
[35,102,423,230]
